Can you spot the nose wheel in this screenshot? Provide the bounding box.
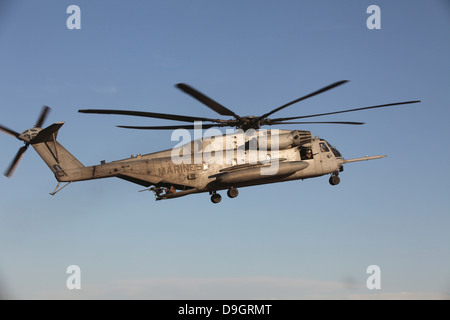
[329,174,340,186]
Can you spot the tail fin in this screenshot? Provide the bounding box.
[31,122,84,181]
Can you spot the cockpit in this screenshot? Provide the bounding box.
[320,139,342,158]
[300,139,342,160]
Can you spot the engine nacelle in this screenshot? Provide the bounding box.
[247,130,312,150]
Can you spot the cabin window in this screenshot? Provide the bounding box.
[300,148,313,160]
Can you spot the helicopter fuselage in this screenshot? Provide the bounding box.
[43,129,359,202]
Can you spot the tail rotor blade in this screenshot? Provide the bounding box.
[4,145,28,178]
[0,125,20,139]
[34,106,50,128]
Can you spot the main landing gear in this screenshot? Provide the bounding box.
[329,172,340,186]
[210,187,239,203]
[227,187,239,198]
[211,193,222,203]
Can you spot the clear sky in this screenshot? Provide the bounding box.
[0,0,449,299]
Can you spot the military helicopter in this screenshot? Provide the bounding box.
[0,81,419,203]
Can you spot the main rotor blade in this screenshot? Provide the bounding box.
[4,145,28,178]
[78,109,223,123]
[269,121,365,126]
[176,83,241,119]
[270,100,421,122]
[34,105,50,128]
[259,80,349,120]
[0,125,20,139]
[117,123,232,130]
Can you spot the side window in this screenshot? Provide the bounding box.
[300,148,313,160]
[320,142,330,153]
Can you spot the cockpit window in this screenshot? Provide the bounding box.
[320,142,330,152]
[325,140,342,158]
[330,146,341,158]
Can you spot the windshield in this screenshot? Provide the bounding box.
[329,143,342,158]
[321,139,342,158]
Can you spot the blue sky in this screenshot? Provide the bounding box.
[0,0,449,299]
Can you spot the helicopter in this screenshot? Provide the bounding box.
[0,81,420,203]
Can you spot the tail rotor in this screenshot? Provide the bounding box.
[1,106,51,177]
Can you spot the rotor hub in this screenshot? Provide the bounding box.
[237,116,261,130]
[18,128,42,143]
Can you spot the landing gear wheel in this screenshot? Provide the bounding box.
[329,176,340,186]
[227,187,239,198]
[211,193,222,204]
